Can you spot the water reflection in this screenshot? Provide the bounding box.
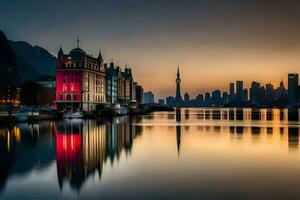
[182,108,297,122]
[55,120,105,190]
[0,122,56,189]
[0,108,300,199]
[288,127,299,150]
[176,108,181,156]
[56,116,143,191]
[0,116,143,193]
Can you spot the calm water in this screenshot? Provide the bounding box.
[1,108,300,199]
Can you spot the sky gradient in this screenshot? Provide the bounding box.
[1,0,300,99]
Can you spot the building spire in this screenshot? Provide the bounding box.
[97,49,103,59]
[175,65,182,105]
[77,35,80,48]
[280,77,284,87]
[58,46,64,61]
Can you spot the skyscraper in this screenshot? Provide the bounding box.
[222,92,228,105]
[236,80,243,102]
[158,99,165,105]
[288,73,299,103]
[250,81,261,105]
[184,92,190,102]
[204,92,211,106]
[166,96,175,107]
[265,83,275,102]
[175,66,183,106]
[212,90,221,106]
[229,82,235,102]
[143,91,154,104]
[276,79,287,99]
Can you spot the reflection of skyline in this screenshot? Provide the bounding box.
[170,108,300,155]
[55,119,106,190]
[0,123,56,192]
[0,116,143,193]
[54,116,143,191]
[170,108,298,122]
[105,115,143,165]
[0,108,300,196]
[176,108,181,156]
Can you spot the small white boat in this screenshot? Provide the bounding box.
[113,104,129,116]
[62,111,84,119]
[13,107,39,122]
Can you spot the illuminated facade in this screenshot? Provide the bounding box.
[106,62,136,106]
[55,42,106,111]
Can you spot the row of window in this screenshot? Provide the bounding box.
[59,93,106,103]
[59,94,80,101]
[82,93,105,103]
[64,78,78,83]
[64,62,104,71]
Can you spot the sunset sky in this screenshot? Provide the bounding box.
[1,0,300,99]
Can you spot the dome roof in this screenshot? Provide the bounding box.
[69,47,86,60]
[70,47,86,54]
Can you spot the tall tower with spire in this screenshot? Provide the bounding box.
[175,66,183,106]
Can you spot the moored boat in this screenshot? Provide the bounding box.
[113,104,129,116]
[62,111,84,119]
[12,107,39,122]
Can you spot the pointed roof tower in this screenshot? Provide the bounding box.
[58,46,64,59]
[280,78,284,87]
[97,49,103,64]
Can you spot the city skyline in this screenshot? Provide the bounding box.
[2,0,300,98]
[164,68,296,108]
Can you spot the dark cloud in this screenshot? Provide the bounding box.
[1,0,300,51]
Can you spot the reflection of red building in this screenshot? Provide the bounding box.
[56,133,82,165]
[55,40,106,111]
[54,122,83,190]
[54,120,106,191]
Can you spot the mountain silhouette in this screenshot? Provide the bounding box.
[0,30,19,85]
[9,40,56,76]
[0,30,57,84]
